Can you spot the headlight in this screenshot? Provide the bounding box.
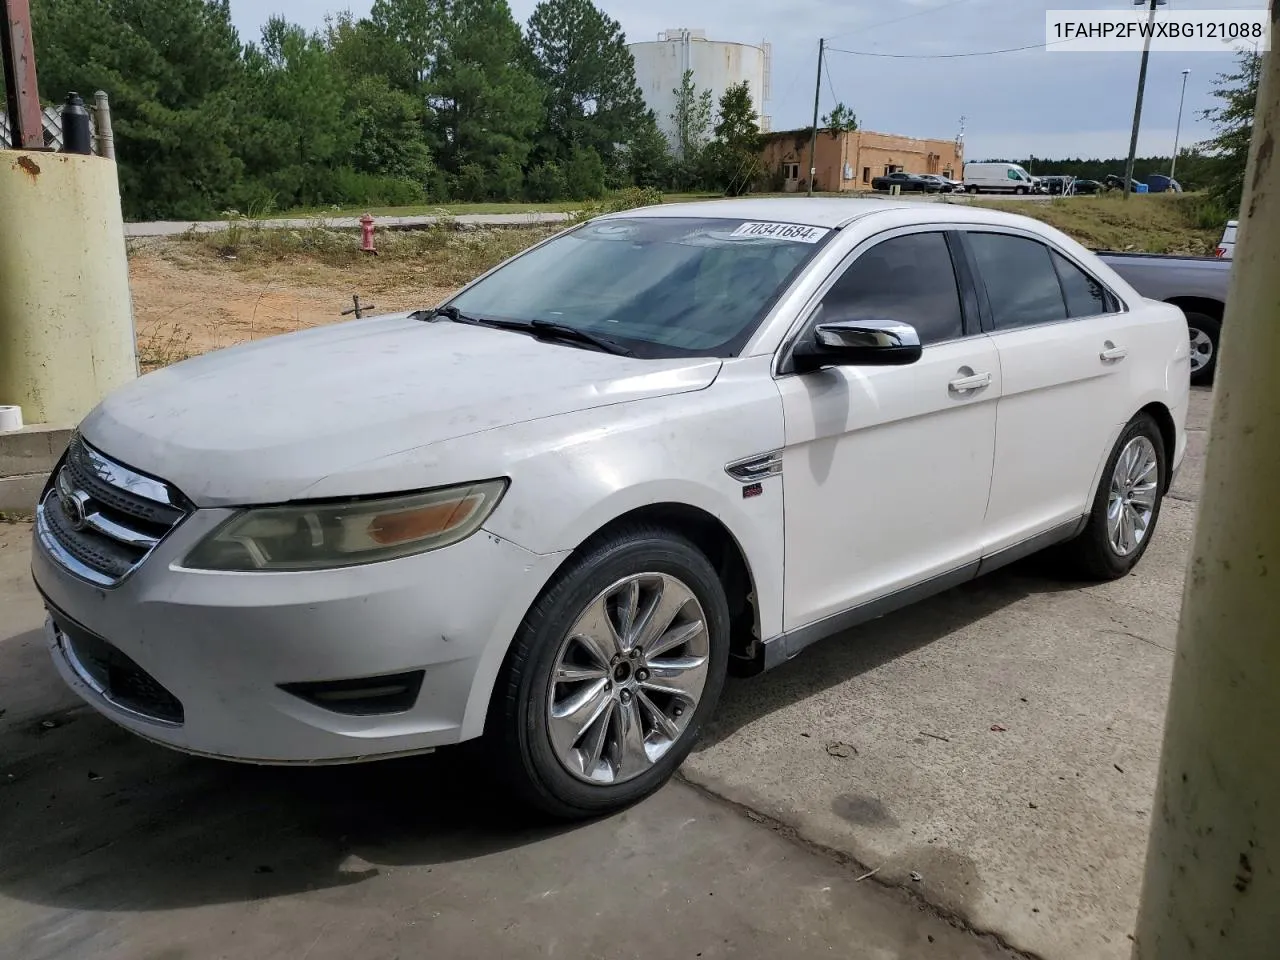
[183,480,508,572]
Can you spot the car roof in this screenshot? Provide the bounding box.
[598,196,1056,232]
[599,198,913,229]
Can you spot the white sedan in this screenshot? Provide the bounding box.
[33,199,1189,817]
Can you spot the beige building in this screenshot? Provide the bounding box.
[761,128,964,193]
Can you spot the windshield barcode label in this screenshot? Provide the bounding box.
[730,222,829,244]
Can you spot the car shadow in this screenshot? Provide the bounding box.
[0,629,579,914]
[694,553,1081,752]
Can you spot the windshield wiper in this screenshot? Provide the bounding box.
[528,319,633,356]
[416,307,632,356]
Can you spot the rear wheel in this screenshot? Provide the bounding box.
[1185,311,1221,386]
[1056,414,1167,581]
[490,525,730,819]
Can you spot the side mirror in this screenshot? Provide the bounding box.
[792,317,923,372]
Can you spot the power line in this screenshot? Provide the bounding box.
[825,38,1072,60]
[824,0,981,45]
[823,58,839,109]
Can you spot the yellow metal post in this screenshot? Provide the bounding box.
[1132,11,1280,957]
[0,151,137,426]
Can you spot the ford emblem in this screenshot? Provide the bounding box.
[60,490,87,531]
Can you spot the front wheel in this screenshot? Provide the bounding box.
[1185,311,1221,386]
[1056,414,1167,581]
[966,184,979,194]
[490,525,730,819]
[1015,186,1028,195]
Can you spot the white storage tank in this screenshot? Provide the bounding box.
[629,28,771,153]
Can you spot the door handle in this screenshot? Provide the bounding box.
[1100,343,1128,362]
[948,372,992,393]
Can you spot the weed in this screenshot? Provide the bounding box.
[136,320,197,373]
[570,186,666,224]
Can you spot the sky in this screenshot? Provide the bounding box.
[229,0,1268,162]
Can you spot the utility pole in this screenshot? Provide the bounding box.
[1,0,44,150]
[807,38,824,197]
[1123,0,1166,200]
[1170,68,1190,179]
[1131,10,1280,957]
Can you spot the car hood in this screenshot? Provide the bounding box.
[81,312,722,506]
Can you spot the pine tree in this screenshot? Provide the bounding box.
[707,81,761,195]
[623,112,672,189]
[525,0,647,171]
[1199,49,1262,212]
[31,0,246,219]
[425,0,543,198]
[238,17,355,208]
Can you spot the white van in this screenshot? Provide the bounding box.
[963,162,1038,195]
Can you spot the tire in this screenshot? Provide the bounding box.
[489,524,730,819]
[966,185,979,194]
[1185,311,1221,386]
[1056,413,1167,581]
[1015,186,1028,195]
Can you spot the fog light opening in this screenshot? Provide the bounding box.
[280,670,425,716]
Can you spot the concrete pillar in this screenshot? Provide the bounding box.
[0,151,137,426]
[1131,11,1280,958]
[93,90,115,161]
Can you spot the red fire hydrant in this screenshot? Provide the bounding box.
[359,214,378,255]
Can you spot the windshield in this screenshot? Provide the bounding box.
[1012,165,1032,181]
[447,217,832,358]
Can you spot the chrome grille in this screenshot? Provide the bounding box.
[36,436,190,587]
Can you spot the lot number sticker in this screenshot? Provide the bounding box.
[730,222,829,243]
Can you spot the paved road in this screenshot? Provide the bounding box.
[121,192,1063,238]
[124,212,574,238]
[0,534,1011,958]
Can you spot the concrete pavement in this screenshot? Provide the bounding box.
[0,535,1011,958]
[683,388,1211,960]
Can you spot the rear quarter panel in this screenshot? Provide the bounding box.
[1084,298,1191,505]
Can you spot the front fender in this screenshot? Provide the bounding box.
[435,359,787,740]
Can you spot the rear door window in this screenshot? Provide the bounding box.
[965,233,1068,330]
[1051,251,1114,318]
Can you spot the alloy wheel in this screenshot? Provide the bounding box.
[1107,436,1160,557]
[1189,327,1214,375]
[546,573,710,785]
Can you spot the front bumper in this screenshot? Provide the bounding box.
[33,506,567,763]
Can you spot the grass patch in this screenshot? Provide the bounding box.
[265,192,725,219]
[969,192,1225,255]
[188,218,561,287]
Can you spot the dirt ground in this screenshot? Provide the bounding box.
[128,242,456,367]
[128,224,555,370]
